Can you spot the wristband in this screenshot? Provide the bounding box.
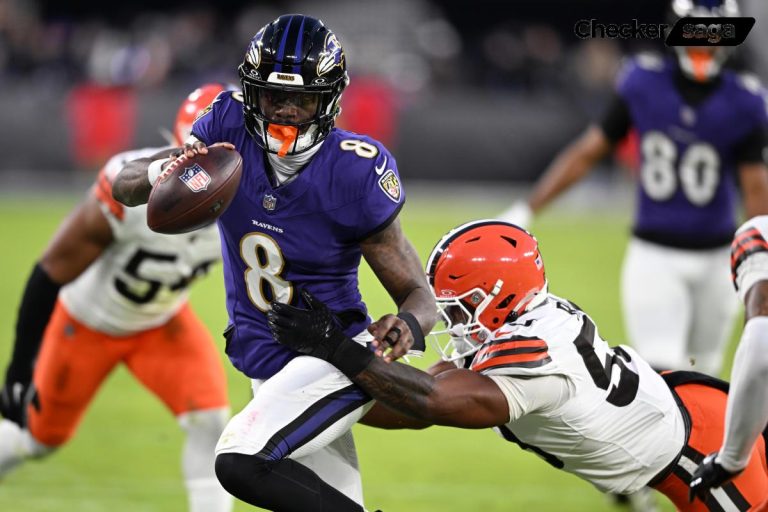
[397,311,426,352]
[147,157,171,186]
[328,335,375,378]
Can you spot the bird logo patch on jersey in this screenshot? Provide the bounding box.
[178,164,211,192]
[378,170,401,203]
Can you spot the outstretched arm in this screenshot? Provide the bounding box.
[527,125,614,214]
[720,281,768,470]
[268,291,508,429]
[361,218,437,361]
[359,360,456,430]
[352,357,509,428]
[690,280,768,501]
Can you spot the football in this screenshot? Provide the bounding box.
[147,145,243,234]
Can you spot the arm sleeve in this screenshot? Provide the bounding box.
[719,316,768,472]
[733,127,768,164]
[488,374,572,423]
[598,93,632,144]
[6,264,61,382]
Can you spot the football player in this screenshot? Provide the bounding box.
[689,216,768,501]
[111,15,436,512]
[270,220,768,511]
[499,0,768,376]
[0,85,233,512]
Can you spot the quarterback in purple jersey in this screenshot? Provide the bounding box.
[112,14,436,512]
[500,0,768,378]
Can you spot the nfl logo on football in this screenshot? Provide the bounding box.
[178,164,212,193]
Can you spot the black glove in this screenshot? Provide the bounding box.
[0,366,40,428]
[689,452,741,502]
[268,289,374,377]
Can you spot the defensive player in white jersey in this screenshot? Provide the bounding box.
[690,216,768,501]
[0,85,233,512]
[269,220,768,511]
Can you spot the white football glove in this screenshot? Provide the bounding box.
[497,201,532,229]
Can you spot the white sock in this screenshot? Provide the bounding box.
[178,408,233,512]
[186,477,233,512]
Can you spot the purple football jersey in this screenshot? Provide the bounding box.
[618,55,768,248]
[192,92,405,379]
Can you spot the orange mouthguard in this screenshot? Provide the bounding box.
[688,50,713,82]
[268,124,299,157]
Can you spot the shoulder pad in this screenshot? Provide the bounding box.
[633,52,665,71]
[736,73,765,96]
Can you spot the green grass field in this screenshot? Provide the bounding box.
[0,192,741,511]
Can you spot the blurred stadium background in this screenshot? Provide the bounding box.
[1,0,765,510]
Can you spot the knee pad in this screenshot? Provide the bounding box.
[215,452,271,496]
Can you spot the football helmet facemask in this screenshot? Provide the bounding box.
[669,0,739,82]
[426,220,548,361]
[173,83,227,145]
[239,14,349,157]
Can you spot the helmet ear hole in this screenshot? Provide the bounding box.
[496,294,516,309]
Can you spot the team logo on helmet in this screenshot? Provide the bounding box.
[178,164,211,192]
[245,34,262,70]
[317,33,344,76]
[378,170,401,203]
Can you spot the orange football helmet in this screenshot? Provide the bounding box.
[426,220,548,361]
[173,83,227,145]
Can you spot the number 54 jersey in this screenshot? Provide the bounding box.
[472,294,686,494]
[60,146,222,336]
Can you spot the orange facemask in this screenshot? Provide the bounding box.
[267,124,299,158]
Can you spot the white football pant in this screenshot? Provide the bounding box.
[621,238,739,376]
[216,332,374,505]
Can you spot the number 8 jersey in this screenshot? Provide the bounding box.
[474,294,686,494]
[191,91,405,380]
[60,146,222,335]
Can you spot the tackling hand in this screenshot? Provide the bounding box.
[268,289,375,378]
[267,289,348,359]
[0,370,40,428]
[689,452,741,502]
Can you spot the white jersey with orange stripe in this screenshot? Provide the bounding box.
[731,215,768,303]
[472,293,686,494]
[59,146,222,336]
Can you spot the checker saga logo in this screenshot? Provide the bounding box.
[178,163,212,192]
